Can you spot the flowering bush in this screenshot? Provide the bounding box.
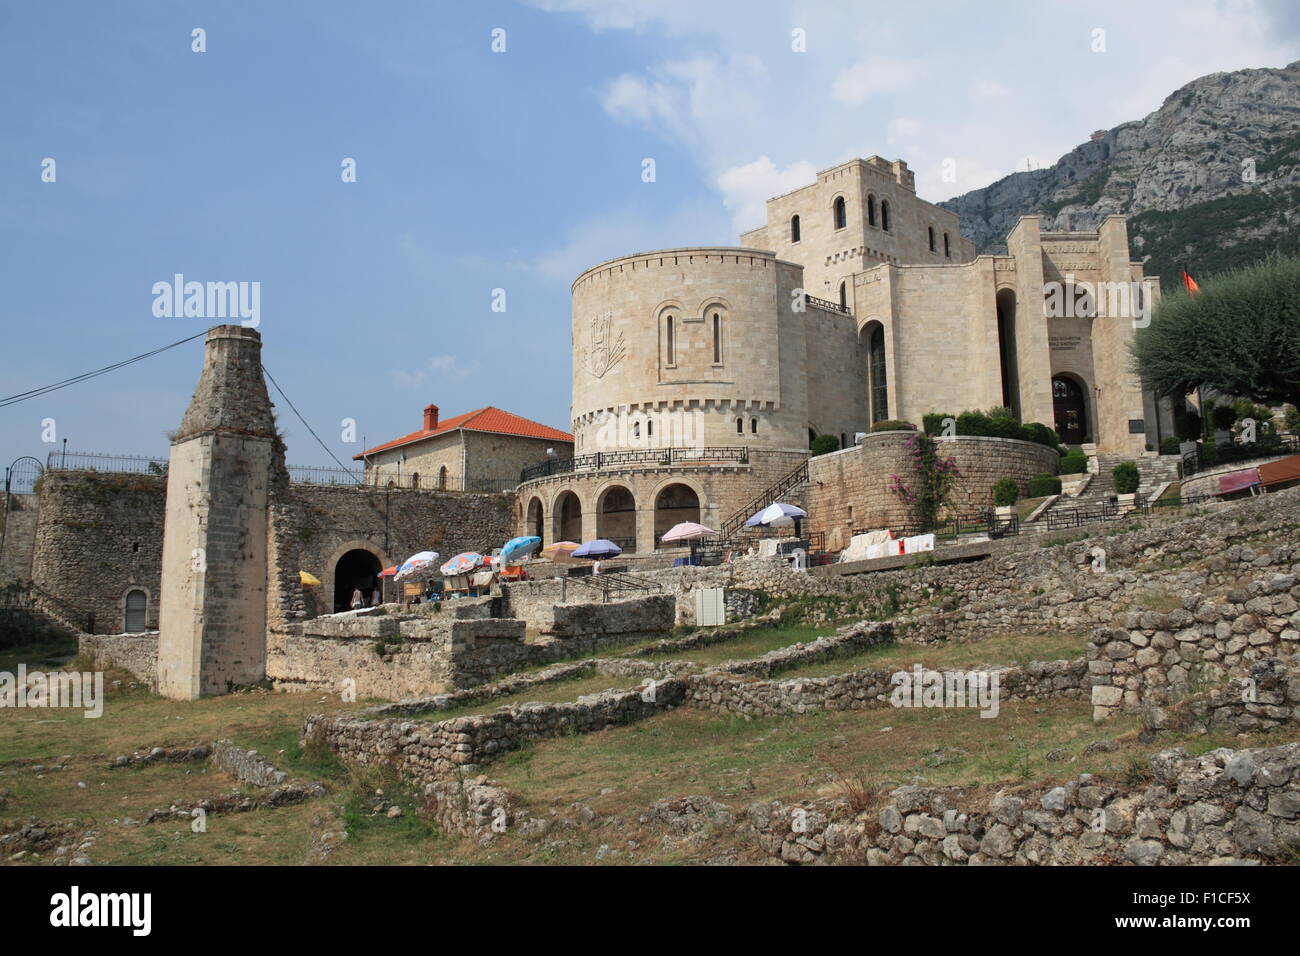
[889,432,960,531]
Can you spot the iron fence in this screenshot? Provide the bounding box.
[288,464,364,485]
[1181,435,1298,477]
[854,511,1019,541]
[520,446,750,482]
[45,450,168,475]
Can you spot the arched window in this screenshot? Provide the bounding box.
[124,589,147,633]
[943,232,951,257]
[712,312,722,364]
[928,226,935,252]
[790,214,801,243]
[868,325,889,422]
[666,315,675,365]
[867,195,877,227]
[736,417,744,434]
[633,420,641,439]
[881,200,891,232]
[647,417,654,437]
[410,472,420,489]
[833,196,846,230]
[750,418,758,434]
[839,281,847,310]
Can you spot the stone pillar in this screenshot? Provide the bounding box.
[158,326,280,700]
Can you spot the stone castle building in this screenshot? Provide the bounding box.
[517,155,1165,553]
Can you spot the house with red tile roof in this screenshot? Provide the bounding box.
[354,404,573,492]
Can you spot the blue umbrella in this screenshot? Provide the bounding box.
[501,535,542,564]
[745,502,807,527]
[572,539,623,559]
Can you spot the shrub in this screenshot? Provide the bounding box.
[922,412,953,436]
[1021,422,1060,449]
[1027,473,1062,497]
[1159,436,1182,456]
[1112,461,1140,495]
[870,419,916,433]
[1177,409,1202,441]
[1059,450,1087,474]
[992,478,1020,506]
[1285,405,1300,434]
[950,409,1058,450]
[810,434,840,456]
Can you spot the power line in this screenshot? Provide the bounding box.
[261,364,362,482]
[0,330,208,408]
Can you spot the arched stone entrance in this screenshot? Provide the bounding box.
[996,288,1020,417]
[554,490,583,543]
[1053,374,1088,445]
[596,485,636,552]
[333,548,382,613]
[654,482,701,548]
[525,496,544,541]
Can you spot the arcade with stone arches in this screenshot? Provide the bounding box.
[519,474,712,553]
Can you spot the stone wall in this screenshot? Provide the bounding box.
[807,431,1060,547]
[31,472,166,635]
[303,678,690,782]
[1088,570,1300,721]
[0,493,39,585]
[79,632,159,688]
[749,741,1300,865]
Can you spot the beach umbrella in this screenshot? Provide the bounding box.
[746,502,807,528]
[572,539,622,559]
[501,535,542,564]
[440,551,485,576]
[660,521,717,543]
[541,541,580,562]
[395,550,439,581]
[299,571,321,587]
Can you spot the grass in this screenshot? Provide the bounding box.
[641,623,830,667]
[412,669,651,720]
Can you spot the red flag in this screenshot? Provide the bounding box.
[1182,268,1200,294]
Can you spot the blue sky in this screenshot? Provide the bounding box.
[2,0,1296,470]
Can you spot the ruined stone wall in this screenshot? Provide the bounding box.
[1088,570,1300,720]
[79,632,159,688]
[30,472,166,634]
[0,493,40,585]
[750,741,1300,865]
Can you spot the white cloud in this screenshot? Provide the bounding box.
[831,57,925,106]
[716,156,818,234]
[389,354,481,388]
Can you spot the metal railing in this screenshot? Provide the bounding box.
[45,450,168,475]
[565,570,662,602]
[288,464,363,485]
[1181,435,1298,477]
[803,294,851,315]
[854,511,1019,542]
[718,459,809,540]
[520,446,750,482]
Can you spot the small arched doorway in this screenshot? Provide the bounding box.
[596,485,636,552]
[554,490,583,543]
[526,496,544,541]
[654,483,700,548]
[333,548,381,613]
[1052,375,1088,445]
[124,589,148,633]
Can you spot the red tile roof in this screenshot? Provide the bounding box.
[353,406,573,459]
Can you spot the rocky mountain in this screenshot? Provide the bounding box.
[940,61,1300,287]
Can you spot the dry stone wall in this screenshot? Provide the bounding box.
[749,741,1300,865]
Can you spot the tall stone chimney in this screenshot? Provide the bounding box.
[158,325,279,700]
[423,404,439,430]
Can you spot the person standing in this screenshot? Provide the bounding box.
[350,586,364,610]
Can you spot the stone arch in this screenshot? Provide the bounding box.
[121,586,150,633]
[525,495,544,541]
[866,193,877,227]
[1052,372,1091,446]
[858,319,889,423]
[996,287,1020,418]
[832,193,847,230]
[595,483,637,551]
[653,480,702,548]
[552,489,584,543]
[655,299,687,369]
[322,539,391,614]
[790,213,801,243]
[881,199,891,231]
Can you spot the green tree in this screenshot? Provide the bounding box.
[1133,254,1300,407]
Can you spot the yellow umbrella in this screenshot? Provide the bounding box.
[299,571,322,587]
[541,541,580,563]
